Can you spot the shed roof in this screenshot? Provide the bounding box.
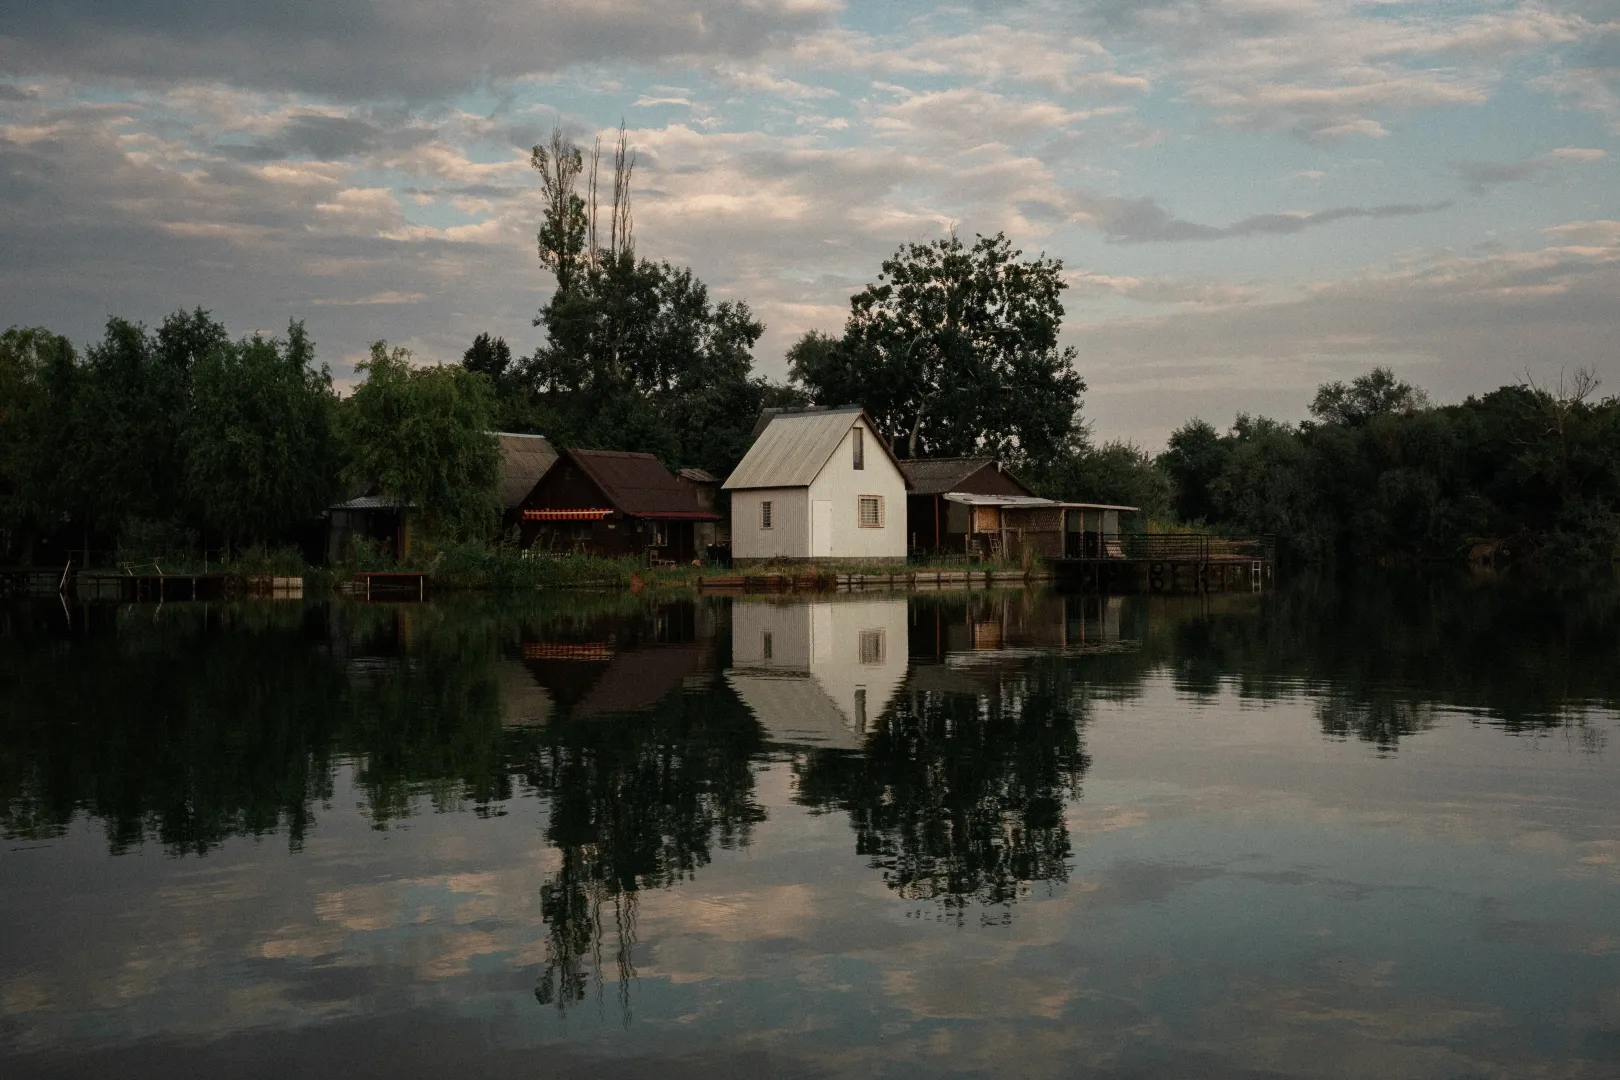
[723,407,901,490]
[678,467,718,484]
[567,449,719,519]
[496,432,558,508]
[940,492,1138,512]
[897,456,1036,495]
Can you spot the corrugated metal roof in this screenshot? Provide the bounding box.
[569,449,717,518]
[942,493,1061,509]
[725,671,863,750]
[678,467,718,483]
[941,493,1138,511]
[496,432,558,508]
[723,407,871,490]
[330,494,408,510]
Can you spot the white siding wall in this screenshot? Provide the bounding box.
[730,487,810,560]
[806,419,907,561]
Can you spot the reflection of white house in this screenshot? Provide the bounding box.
[723,407,908,564]
[726,598,910,749]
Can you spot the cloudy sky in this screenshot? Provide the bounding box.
[2,0,1617,446]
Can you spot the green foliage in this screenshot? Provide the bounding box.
[339,341,501,542]
[183,321,340,546]
[1028,440,1173,522]
[1161,367,1620,564]
[789,231,1085,464]
[0,327,78,544]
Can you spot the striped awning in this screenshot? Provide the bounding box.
[523,508,613,521]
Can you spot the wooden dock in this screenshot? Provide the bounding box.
[75,572,231,602]
[697,568,1049,594]
[342,571,430,601]
[1051,533,1275,593]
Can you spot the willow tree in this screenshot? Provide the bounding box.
[339,342,499,541]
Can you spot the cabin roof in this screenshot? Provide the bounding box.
[565,449,718,519]
[723,407,901,490]
[678,467,719,484]
[898,456,1033,495]
[496,432,559,508]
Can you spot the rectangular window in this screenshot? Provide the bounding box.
[858,630,885,665]
[858,495,884,529]
[760,500,773,530]
[649,521,668,547]
[853,427,864,470]
[762,630,773,660]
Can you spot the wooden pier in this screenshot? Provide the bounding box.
[1051,533,1274,593]
[342,571,430,601]
[75,571,231,602]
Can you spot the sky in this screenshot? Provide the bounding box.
[1,0,1617,448]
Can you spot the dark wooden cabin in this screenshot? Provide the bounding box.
[520,449,719,563]
[899,458,1036,554]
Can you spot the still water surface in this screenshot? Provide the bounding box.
[1,582,1618,1078]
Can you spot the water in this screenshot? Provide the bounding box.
[1,582,1617,1078]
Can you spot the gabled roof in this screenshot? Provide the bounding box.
[566,449,717,518]
[678,467,718,484]
[723,407,903,490]
[899,456,1030,495]
[497,432,558,508]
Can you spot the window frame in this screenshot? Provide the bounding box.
[857,494,884,529]
[858,629,885,664]
[853,427,864,470]
[760,500,774,530]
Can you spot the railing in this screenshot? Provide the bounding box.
[1069,533,1275,562]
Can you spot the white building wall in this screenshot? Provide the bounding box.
[729,487,810,561]
[805,419,907,561]
[730,597,910,736]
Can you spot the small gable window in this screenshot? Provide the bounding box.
[853,427,864,470]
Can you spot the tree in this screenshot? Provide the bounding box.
[1032,440,1172,522]
[462,332,513,385]
[1309,367,1429,428]
[64,310,227,540]
[339,342,500,542]
[0,328,78,558]
[523,123,785,476]
[183,321,340,549]
[1159,419,1231,524]
[790,232,1084,464]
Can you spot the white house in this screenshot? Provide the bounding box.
[723,407,908,564]
[725,597,910,749]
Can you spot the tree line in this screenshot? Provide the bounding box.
[3,120,1615,566]
[1159,367,1620,563]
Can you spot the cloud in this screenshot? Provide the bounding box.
[1075,0,1591,140]
[0,0,842,100]
[1454,146,1608,193]
[1073,195,1453,244]
[1074,223,1620,443]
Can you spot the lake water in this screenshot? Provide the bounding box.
[1,581,1618,1078]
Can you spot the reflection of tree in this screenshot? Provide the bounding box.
[793,659,1090,920]
[522,675,764,1016]
[1316,695,1434,753]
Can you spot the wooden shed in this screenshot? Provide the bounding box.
[519,449,718,564]
[898,457,1035,554]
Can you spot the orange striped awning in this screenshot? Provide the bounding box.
[522,642,614,661]
[523,508,613,521]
